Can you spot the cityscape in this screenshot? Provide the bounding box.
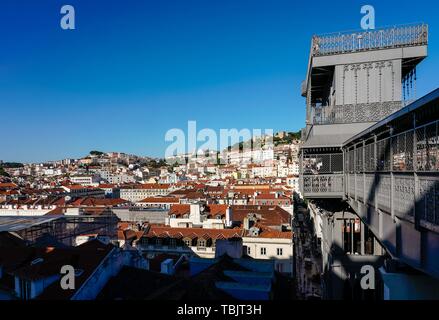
[1,0,439,308]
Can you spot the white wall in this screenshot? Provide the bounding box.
[243,237,294,275]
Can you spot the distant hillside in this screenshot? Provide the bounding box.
[1,162,24,168]
[228,130,301,151]
[273,131,301,146]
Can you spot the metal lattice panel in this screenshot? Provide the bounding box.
[419,177,438,223]
[312,101,403,125]
[376,138,391,171]
[348,174,355,198]
[356,174,364,201]
[364,174,376,206]
[364,143,375,172]
[416,127,427,171]
[303,153,343,174]
[426,123,438,171]
[355,147,363,172]
[376,175,392,213]
[302,174,344,194]
[394,175,415,218]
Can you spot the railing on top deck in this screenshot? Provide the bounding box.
[312,24,428,57]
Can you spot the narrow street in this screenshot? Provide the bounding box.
[293,195,322,300]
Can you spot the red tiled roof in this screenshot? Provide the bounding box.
[70,197,128,207]
[168,204,229,218]
[139,197,180,203]
[231,205,291,228]
[255,194,290,200]
[0,183,18,189]
[144,225,243,241]
[120,183,171,190]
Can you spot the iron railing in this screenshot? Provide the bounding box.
[303,174,344,197]
[311,101,402,125]
[312,24,428,57]
[302,153,343,174]
[344,119,439,228]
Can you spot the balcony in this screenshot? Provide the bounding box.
[311,101,402,125]
[301,153,344,198]
[312,24,428,57]
[303,174,344,198]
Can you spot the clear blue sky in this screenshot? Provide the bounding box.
[1,0,438,162]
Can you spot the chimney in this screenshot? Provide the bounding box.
[225,207,233,227]
[243,217,250,230]
[190,203,201,224]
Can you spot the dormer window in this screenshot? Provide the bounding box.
[198,240,206,247]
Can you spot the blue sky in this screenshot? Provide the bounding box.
[1,0,438,162]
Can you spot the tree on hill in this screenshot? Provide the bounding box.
[0,167,10,177]
[1,162,24,168]
[90,150,105,156]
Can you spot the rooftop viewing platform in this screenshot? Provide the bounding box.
[312,23,428,57]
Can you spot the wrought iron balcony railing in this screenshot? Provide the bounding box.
[312,24,428,57]
[302,174,344,198]
[311,101,402,125]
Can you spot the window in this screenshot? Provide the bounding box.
[169,239,176,247]
[184,239,191,247]
[156,238,162,246]
[277,248,283,256]
[247,246,251,255]
[198,240,206,247]
[260,247,266,256]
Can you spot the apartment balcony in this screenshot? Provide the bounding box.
[312,24,428,57]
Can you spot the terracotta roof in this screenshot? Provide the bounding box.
[98,184,117,189]
[0,183,18,189]
[231,205,291,228]
[120,183,171,190]
[144,225,243,241]
[70,197,128,207]
[139,197,180,204]
[168,204,229,218]
[255,194,290,200]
